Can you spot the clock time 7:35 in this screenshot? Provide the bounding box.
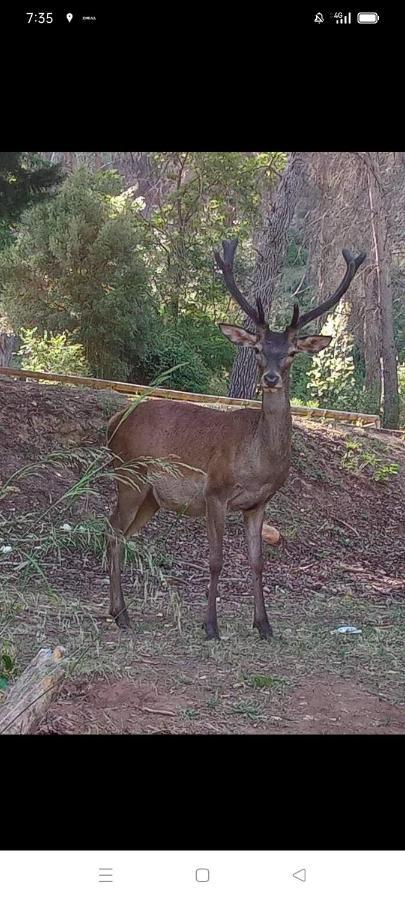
[26,11,54,23]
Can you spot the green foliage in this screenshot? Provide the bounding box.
[133,312,236,394]
[0,155,288,393]
[139,152,286,325]
[276,232,395,418]
[392,265,405,365]
[342,440,400,483]
[0,153,400,411]
[0,169,155,380]
[135,327,212,393]
[0,221,13,254]
[0,152,64,252]
[290,396,319,409]
[290,353,313,404]
[17,327,89,375]
[395,308,405,365]
[0,152,64,221]
[0,645,16,691]
[285,236,308,267]
[306,308,362,410]
[182,708,200,719]
[176,314,235,374]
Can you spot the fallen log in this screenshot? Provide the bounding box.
[0,646,67,734]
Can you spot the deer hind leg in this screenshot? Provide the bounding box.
[204,495,225,640]
[107,487,159,629]
[243,505,273,640]
[107,503,129,629]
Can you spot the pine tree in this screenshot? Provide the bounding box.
[0,152,64,223]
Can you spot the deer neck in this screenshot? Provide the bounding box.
[257,372,292,458]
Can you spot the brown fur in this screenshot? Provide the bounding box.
[106,377,293,638]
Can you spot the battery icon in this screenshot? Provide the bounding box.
[357,12,379,23]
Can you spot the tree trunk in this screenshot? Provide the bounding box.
[366,154,399,428]
[363,268,382,412]
[0,332,17,368]
[228,152,308,398]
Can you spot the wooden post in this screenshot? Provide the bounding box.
[0,366,382,427]
[0,646,67,734]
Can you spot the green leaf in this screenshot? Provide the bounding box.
[1,654,14,672]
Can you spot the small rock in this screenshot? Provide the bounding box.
[262,524,281,545]
[331,625,362,635]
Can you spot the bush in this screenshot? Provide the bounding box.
[132,312,236,395]
[290,352,313,404]
[134,328,212,394]
[176,314,235,375]
[0,168,155,380]
[306,308,362,411]
[16,327,89,375]
[290,396,319,409]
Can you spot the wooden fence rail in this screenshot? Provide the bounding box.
[0,366,382,427]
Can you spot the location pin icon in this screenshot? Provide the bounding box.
[66,12,73,22]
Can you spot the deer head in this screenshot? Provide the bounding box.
[215,238,366,392]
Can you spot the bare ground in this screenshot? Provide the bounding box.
[1,379,404,734]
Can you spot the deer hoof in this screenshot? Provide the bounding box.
[203,622,221,641]
[111,609,131,629]
[254,620,273,641]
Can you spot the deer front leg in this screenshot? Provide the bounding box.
[204,496,226,640]
[243,505,273,640]
[107,510,130,629]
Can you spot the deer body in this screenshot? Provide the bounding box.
[107,238,365,639]
[108,388,292,518]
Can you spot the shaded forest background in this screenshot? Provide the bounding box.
[0,151,403,427]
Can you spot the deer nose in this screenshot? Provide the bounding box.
[263,372,281,389]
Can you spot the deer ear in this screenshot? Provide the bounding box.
[218,324,258,347]
[296,335,332,354]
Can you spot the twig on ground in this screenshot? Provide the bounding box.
[140,706,176,716]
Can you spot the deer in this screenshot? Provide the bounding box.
[106,238,366,640]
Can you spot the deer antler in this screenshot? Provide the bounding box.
[291,249,366,331]
[215,238,265,326]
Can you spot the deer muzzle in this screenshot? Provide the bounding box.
[262,372,283,391]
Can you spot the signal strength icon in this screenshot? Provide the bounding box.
[336,11,352,23]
